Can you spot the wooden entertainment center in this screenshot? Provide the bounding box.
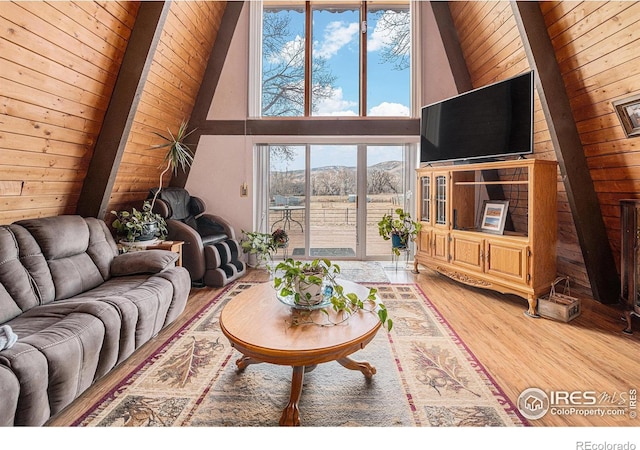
[413,158,558,317]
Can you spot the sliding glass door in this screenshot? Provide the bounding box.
[267,143,414,260]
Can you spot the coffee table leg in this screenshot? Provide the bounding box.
[337,357,377,379]
[279,366,304,426]
[235,355,262,372]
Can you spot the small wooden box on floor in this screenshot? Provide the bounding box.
[537,280,581,322]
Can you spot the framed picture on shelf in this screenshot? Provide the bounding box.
[479,200,509,235]
[613,94,640,138]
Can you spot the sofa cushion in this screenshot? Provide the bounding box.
[110,250,178,277]
[0,311,106,425]
[0,365,19,426]
[0,226,41,320]
[16,216,115,301]
[9,224,56,305]
[11,299,124,379]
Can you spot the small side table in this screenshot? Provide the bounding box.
[147,240,185,267]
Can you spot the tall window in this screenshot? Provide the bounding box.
[261,1,411,117]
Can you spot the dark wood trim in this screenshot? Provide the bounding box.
[170,1,245,188]
[429,2,473,94]
[305,2,312,117]
[76,1,170,218]
[192,118,419,137]
[360,1,367,116]
[511,1,620,304]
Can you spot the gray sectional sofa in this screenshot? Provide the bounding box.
[0,215,191,426]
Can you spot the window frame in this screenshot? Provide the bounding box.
[254,0,413,118]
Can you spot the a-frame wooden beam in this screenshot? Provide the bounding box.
[511,1,619,304]
[76,1,170,219]
[170,1,245,188]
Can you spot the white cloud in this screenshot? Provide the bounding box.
[314,21,359,59]
[268,35,305,66]
[368,102,410,117]
[314,86,358,116]
[368,11,409,55]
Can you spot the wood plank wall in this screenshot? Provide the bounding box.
[107,1,226,219]
[0,1,226,226]
[0,1,139,224]
[448,1,640,292]
[447,1,590,289]
[540,1,640,274]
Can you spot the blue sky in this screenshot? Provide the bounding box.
[311,7,410,116]
[265,5,410,117]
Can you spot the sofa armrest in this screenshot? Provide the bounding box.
[110,249,178,277]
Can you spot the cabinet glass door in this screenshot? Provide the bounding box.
[420,176,430,223]
[435,174,447,226]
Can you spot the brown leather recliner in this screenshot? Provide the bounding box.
[150,188,246,287]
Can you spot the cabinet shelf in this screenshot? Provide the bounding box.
[454,180,529,186]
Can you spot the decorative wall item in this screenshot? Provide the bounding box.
[613,94,640,138]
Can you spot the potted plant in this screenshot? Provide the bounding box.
[271,228,289,249]
[148,120,196,210]
[377,208,422,256]
[241,230,277,267]
[111,200,168,244]
[272,258,392,331]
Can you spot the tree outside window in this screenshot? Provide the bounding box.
[261,1,410,118]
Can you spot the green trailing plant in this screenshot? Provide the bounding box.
[241,230,277,265]
[241,229,289,266]
[272,258,392,331]
[111,200,167,243]
[378,208,422,256]
[149,120,196,210]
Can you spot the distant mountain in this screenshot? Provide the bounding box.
[273,160,402,176]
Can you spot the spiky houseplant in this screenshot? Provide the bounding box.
[149,120,196,210]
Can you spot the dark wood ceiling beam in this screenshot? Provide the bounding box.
[511,1,619,304]
[170,1,245,188]
[192,118,419,136]
[76,1,170,219]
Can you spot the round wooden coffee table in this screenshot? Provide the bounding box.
[219,279,382,426]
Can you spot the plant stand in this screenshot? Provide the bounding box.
[391,245,410,271]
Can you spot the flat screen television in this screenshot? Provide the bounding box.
[420,71,534,164]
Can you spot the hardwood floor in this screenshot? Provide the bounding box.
[48,263,640,428]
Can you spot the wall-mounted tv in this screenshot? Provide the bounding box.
[420,71,534,164]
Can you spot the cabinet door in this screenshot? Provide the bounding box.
[432,230,449,261]
[451,234,484,272]
[419,175,431,224]
[417,229,431,257]
[485,240,529,284]
[433,172,448,229]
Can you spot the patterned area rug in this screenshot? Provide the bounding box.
[70,282,527,427]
